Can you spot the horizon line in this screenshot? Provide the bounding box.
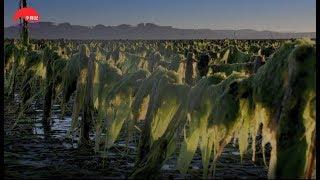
[4,21,316,34]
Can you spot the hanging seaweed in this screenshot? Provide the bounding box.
[4,42,20,98]
[130,39,315,179]
[60,44,90,118]
[4,38,315,179]
[131,73,226,178]
[42,47,62,131]
[135,67,188,164]
[177,72,251,176]
[94,69,148,152]
[93,60,123,152]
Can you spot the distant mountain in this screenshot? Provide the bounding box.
[4,22,315,40]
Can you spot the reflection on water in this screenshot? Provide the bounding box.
[32,103,93,139]
[26,98,267,177]
[14,93,21,103]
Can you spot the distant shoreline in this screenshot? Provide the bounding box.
[5,22,315,40]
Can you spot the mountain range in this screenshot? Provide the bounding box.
[4,22,316,40]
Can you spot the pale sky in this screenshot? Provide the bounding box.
[4,0,316,32]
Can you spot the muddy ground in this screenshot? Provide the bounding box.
[4,93,269,179]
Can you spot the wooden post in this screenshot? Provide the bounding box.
[21,72,31,106]
[131,104,187,178]
[80,54,95,146]
[21,0,29,46]
[42,49,54,133]
[138,81,158,161]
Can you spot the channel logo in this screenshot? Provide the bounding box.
[13,7,40,23]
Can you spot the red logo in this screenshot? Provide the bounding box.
[13,7,40,22]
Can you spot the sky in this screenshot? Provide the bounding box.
[4,0,316,32]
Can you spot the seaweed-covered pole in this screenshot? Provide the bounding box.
[178,52,198,86]
[168,54,184,72]
[93,61,123,152]
[81,52,95,146]
[98,70,148,152]
[60,43,89,118]
[20,0,29,46]
[62,45,93,146]
[273,42,315,178]
[197,53,210,77]
[20,48,42,111]
[21,74,32,106]
[185,52,198,85]
[131,70,164,127]
[41,47,62,133]
[130,74,227,178]
[253,55,265,73]
[305,130,315,179]
[134,67,184,161]
[130,104,188,178]
[248,39,316,178]
[147,51,161,72]
[177,72,251,177]
[42,47,55,131]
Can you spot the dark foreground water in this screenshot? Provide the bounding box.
[4,94,268,179]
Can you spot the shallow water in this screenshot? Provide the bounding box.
[5,94,268,178]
